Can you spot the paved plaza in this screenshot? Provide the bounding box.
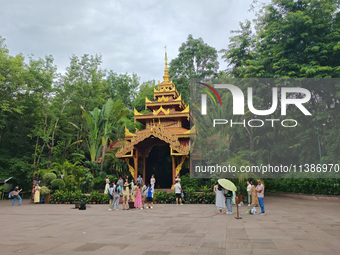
[1,196,340,255]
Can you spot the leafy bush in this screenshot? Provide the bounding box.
[43,172,57,186]
[93,176,105,191]
[153,190,216,204]
[265,178,340,195]
[51,190,64,203]
[80,171,94,193]
[51,179,65,189]
[181,174,201,191]
[89,191,101,202]
[72,190,88,203]
[40,186,51,195]
[50,190,88,203]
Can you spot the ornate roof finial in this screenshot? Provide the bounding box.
[163,46,170,82]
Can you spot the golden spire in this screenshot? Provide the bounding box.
[163,46,170,82]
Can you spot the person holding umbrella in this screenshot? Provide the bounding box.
[217,179,238,215]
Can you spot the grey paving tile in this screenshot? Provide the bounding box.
[1,197,340,255]
[74,243,106,251]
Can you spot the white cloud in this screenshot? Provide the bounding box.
[0,0,267,82]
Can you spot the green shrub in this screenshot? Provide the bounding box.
[153,191,215,204]
[89,191,100,202]
[40,186,51,195]
[181,174,201,191]
[265,178,340,195]
[43,172,57,186]
[80,171,94,193]
[51,179,65,189]
[93,176,105,191]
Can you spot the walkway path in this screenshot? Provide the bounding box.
[0,196,339,255]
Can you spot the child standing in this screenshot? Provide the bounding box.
[134,184,142,209]
[146,184,154,209]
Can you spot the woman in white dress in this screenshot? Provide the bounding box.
[215,184,226,214]
[104,176,110,194]
[150,175,156,189]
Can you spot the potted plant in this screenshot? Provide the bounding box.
[40,186,51,203]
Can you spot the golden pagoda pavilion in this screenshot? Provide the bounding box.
[114,51,190,187]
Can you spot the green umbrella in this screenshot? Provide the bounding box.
[218,179,237,191]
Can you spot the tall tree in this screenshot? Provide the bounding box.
[220,21,255,77]
[169,34,219,103]
[222,0,340,78]
[105,72,139,110]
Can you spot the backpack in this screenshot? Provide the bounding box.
[182,189,187,197]
[79,202,86,210]
[250,206,257,215]
[225,191,233,198]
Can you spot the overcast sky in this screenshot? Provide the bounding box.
[0,0,269,82]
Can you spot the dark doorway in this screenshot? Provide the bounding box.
[146,145,172,188]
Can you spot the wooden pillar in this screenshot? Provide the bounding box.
[134,149,138,182]
[172,155,176,187]
[142,157,146,185]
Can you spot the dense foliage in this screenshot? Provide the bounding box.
[0,37,157,190]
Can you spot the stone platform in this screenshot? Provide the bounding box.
[0,196,339,255]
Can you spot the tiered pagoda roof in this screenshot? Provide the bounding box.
[116,50,190,159]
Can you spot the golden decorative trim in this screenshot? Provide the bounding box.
[157,95,169,102]
[153,106,170,115]
[175,156,186,175]
[181,105,190,113]
[145,97,152,103]
[174,94,182,102]
[135,112,189,120]
[183,125,195,135]
[125,126,136,137]
[163,46,170,82]
[116,125,190,157]
[134,108,143,116]
[171,148,184,156]
[125,158,135,178]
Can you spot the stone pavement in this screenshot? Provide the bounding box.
[0,196,340,255]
